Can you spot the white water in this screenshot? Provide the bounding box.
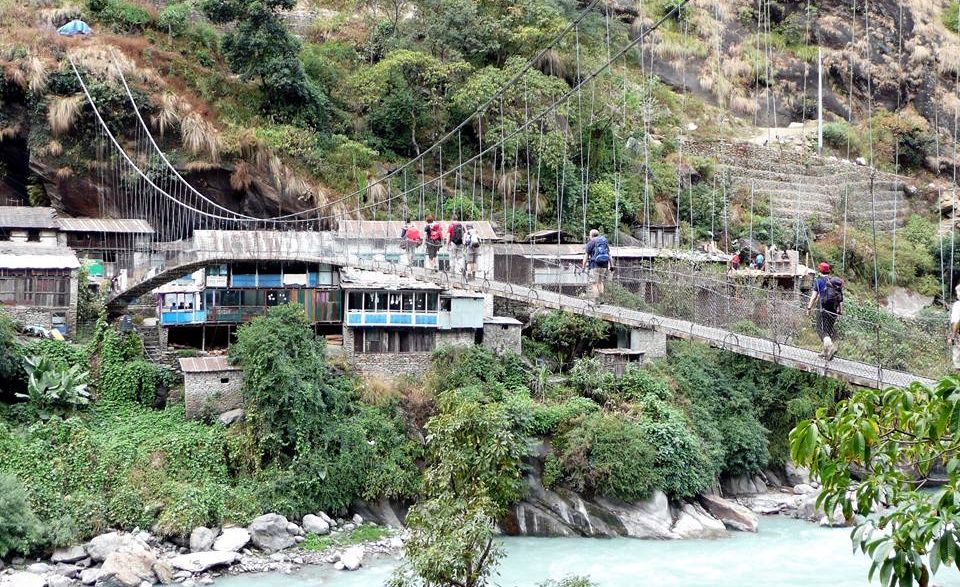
[219,518,960,587]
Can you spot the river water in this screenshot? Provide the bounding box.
[219,518,960,587]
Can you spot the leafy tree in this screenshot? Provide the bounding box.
[230,303,348,461]
[0,473,42,558]
[528,310,610,368]
[790,377,960,587]
[412,0,500,62]
[200,0,331,129]
[344,49,469,155]
[390,389,525,587]
[231,304,420,513]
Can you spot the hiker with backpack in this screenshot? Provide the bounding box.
[463,224,481,279]
[948,285,960,370]
[806,262,843,361]
[583,229,612,301]
[399,218,422,267]
[447,213,465,275]
[424,214,443,271]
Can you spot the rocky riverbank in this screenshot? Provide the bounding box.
[0,512,405,587]
[502,461,846,539]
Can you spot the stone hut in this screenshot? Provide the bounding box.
[179,356,244,419]
[481,316,523,355]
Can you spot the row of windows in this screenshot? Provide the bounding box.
[0,273,71,306]
[353,328,435,354]
[346,291,440,313]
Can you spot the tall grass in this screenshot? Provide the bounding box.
[47,94,84,135]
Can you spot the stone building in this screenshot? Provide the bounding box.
[340,268,504,376]
[0,238,79,334]
[179,356,244,419]
[481,316,523,355]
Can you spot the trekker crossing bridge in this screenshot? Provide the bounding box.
[62,0,950,390]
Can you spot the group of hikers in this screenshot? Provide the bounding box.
[399,214,482,278]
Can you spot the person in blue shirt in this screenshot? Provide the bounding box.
[583,229,613,302]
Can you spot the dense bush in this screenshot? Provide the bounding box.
[88,0,154,32]
[0,310,21,393]
[528,311,610,367]
[158,2,191,35]
[0,473,42,558]
[554,412,657,502]
[16,356,90,420]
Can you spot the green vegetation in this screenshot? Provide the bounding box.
[300,524,391,551]
[391,382,524,587]
[200,0,331,129]
[791,376,960,587]
[944,2,960,34]
[15,356,90,420]
[0,473,42,559]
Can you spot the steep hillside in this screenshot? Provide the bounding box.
[0,0,957,251]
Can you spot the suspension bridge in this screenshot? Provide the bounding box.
[54,0,956,390]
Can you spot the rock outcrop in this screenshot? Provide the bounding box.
[698,494,759,532]
[504,471,729,539]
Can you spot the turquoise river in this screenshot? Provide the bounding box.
[219,517,960,586]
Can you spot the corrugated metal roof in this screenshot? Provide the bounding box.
[0,242,80,269]
[0,206,58,229]
[338,220,500,241]
[178,356,241,373]
[57,217,154,234]
[339,267,443,291]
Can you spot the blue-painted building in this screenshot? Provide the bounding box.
[339,268,505,375]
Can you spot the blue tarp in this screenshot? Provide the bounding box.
[57,20,92,36]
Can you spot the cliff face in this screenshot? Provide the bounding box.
[645,0,955,133]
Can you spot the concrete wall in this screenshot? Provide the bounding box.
[184,370,244,419]
[482,323,522,355]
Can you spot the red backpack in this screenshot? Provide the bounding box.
[427,223,443,243]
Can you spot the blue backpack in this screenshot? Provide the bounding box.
[592,236,610,264]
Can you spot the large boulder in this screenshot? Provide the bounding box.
[301,515,330,536]
[698,494,759,532]
[85,532,149,563]
[671,503,728,539]
[340,546,364,571]
[46,577,74,587]
[247,514,296,552]
[51,545,88,564]
[2,572,46,587]
[784,461,811,486]
[79,568,104,585]
[100,548,158,587]
[212,527,250,552]
[168,551,238,573]
[189,527,218,553]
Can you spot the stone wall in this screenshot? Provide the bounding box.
[482,323,522,355]
[184,370,244,419]
[630,328,667,358]
[4,305,72,332]
[342,327,477,377]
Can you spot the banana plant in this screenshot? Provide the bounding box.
[15,356,91,419]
